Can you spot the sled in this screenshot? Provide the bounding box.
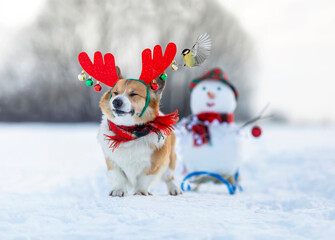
[180,170,243,195]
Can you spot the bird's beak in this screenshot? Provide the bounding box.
[208,92,215,99]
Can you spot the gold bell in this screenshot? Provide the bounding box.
[171,60,178,71]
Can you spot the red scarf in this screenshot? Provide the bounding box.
[187,112,234,147]
[104,110,179,151]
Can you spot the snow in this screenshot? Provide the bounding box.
[0,123,335,239]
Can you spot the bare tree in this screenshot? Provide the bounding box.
[0,0,254,122]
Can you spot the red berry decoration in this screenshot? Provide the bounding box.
[252,126,262,138]
[151,82,159,90]
[94,84,102,92]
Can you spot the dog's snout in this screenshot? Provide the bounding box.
[112,98,123,109]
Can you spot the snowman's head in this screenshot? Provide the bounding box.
[190,79,237,115]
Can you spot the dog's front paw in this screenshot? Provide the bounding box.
[166,181,183,196]
[109,189,127,197]
[169,187,183,196]
[134,191,152,196]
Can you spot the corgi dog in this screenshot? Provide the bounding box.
[78,43,180,197]
[97,67,182,197]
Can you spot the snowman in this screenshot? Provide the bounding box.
[178,68,244,192]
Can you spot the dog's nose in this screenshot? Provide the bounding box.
[112,98,123,109]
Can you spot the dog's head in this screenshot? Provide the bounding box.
[78,43,177,126]
[100,67,166,126]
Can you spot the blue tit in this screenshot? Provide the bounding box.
[182,33,211,67]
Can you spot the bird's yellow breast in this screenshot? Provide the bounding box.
[184,52,196,67]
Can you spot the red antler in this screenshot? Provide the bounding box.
[139,42,177,84]
[78,51,119,87]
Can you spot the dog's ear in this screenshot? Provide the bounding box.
[115,66,123,79]
[151,76,166,96]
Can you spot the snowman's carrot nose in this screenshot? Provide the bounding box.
[208,92,215,99]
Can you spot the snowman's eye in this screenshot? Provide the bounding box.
[217,87,221,91]
[202,87,206,90]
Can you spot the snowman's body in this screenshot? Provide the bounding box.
[182,122,242,176]
[179,75,243,183]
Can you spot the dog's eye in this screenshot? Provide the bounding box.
[130,93,138,97]
[113,92,118,96]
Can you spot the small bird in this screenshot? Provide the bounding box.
[182,33,211,68]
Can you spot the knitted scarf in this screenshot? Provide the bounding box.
[186,112,234,147]
[104,110,179,151]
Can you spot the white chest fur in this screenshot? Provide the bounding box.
[97,115,166,186]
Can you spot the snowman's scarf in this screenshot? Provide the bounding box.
[104,110,179,151]
[186,112,234,146]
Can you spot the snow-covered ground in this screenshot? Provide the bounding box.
[0,123,334,239]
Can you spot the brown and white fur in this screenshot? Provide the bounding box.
[97,67,182,197]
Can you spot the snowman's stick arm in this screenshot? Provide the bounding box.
[259,103,270,117]
[240,115,273,129]
[240,103,272,129]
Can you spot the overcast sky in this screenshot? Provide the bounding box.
[1,0,334,124]
[220,0,335,124]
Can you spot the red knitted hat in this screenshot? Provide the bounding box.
[190,68,238,100]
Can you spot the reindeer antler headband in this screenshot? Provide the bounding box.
[77,43,177,117]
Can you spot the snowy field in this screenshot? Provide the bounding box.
[0,123,335,239]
